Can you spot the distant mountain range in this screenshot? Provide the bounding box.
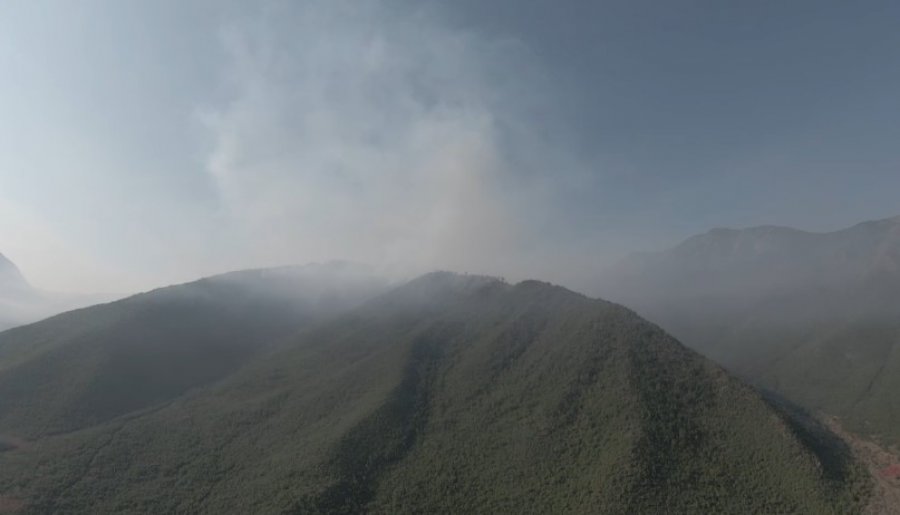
[0,254,31,297]
[0,252,119,332]
[0,271,868,513]
[597,215,900,446]
[0,253,38,331]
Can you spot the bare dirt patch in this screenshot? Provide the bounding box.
[881,464,900,480]
[0,496,24,514]
[827,418,900,515]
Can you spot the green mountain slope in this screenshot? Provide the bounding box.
[596,215,900,445]
[0,263,386,438]
[0,273,869,514]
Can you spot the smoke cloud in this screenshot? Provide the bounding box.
[199,0,578,282]
[3,0,900,295]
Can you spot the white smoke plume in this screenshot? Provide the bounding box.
[200,0,577,282]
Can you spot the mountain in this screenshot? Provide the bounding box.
[0,252,118,332]
[0,273,869,513]
[0,254,31,297]
[0,262,388,439]
[596,215,900,445]
[0,253,39,331]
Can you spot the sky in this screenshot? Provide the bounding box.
[1,0,899,293]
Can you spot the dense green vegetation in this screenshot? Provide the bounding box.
[0,272,870,513]
[0,263,385,438]
[598,216,900,447]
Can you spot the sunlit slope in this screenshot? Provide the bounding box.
[0,264,385,438]
[597,215,900,445]
[0,273,868,514]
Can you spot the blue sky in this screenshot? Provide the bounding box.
[1,0,898,292]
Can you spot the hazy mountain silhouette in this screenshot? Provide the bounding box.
[597,215,900,445]
[0,252,122,332]
[0,253,42,331]
[0,272,868,513]
[0,254,31,295]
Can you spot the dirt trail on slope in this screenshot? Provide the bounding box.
[827,418,900,515]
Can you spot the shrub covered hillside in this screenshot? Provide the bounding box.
[0,273,870,513]
[0,263,386,438]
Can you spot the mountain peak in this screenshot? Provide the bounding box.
[0,252,16,271]
[0,252,30,295]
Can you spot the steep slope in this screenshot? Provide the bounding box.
[596,215,900,445]
[0,273,869,514]
[0,263,386,438]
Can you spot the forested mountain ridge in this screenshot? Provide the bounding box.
[0,272,870,514]
[0,262,387,438]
